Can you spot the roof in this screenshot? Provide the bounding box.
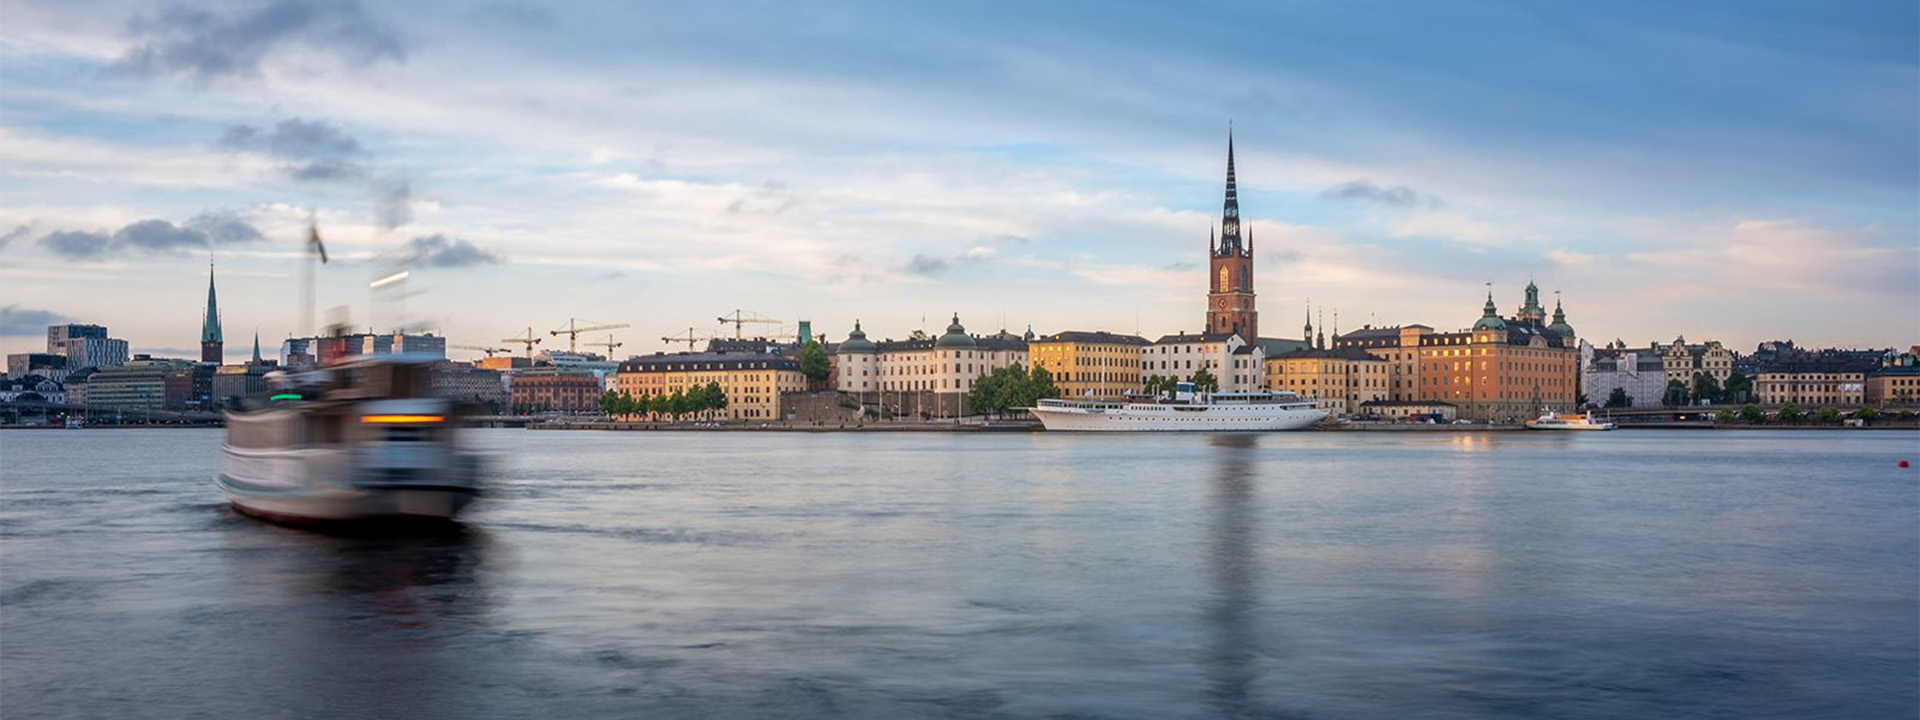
[1335,326,1402,340]
[1257,337,1310,355]
[618,352,800,373]
[1869,366,1920,378]
[1153,332,1239,345]
[1758,360,1877,375]
[1269,347,1386,362]
[1033,330,1150,346]
[1360,399,1457,408]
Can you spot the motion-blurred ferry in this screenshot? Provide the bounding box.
[1026,382,1327,432]
[218,357,483,523]
[1525,409,1615,431]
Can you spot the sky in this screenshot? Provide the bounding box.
[2,0,1916,362]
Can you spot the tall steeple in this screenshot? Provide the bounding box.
[200,260,224,363]
[1217,122,1242,257]
[1316,308,1325,349]
[251,330,263,364]
[1303,300,1313,343]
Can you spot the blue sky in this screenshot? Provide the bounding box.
[2,0,1915,361]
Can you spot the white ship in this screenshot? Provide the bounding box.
[1026,383,1328,432]
[1525,408,1616,431]
[218,357,483,524]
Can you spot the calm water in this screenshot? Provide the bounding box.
[2,428,1916,719]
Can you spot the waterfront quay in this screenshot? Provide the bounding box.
[4,428,1915,719]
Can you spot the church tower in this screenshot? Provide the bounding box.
[201,261,223,363]
[1205,126,1258,342]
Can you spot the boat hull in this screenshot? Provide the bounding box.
[1029,405,1327,431]
[216,473,478,523]
[1525,424,1615,431]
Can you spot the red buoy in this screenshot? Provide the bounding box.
[1902,460,1912,468]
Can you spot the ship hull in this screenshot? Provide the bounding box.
[217,471,478,523]
[1029,404,1327,431]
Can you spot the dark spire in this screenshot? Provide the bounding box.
[1218,122,1241,256]
[1303,300,1313,342]
[1316,308,1325,349]
[251,330,262,364]
[201,260,222,344]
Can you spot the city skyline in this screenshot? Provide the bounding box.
[3,1,1916,361]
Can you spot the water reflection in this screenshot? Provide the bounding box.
[1204,434,1267,718]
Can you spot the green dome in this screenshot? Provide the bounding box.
[1548,320,1575,337]
[935,313,977,349]
[838,320,876,353]
[1474,315,1508,331]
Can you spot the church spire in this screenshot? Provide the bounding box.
[1303,300,1313,343]
[251,330,263,364]
[200,259,224,363]
[1217,122,1241,257]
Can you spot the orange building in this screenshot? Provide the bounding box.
[1414,286,1580,422]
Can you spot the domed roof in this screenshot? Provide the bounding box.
[935,313,977,349]
[838,320,876,353]
[1548,320,1575,337]
[1473,291,1506,331]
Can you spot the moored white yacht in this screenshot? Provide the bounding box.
[1525,408,1615,431]
[1026,382,1327,431]
[218,357,483,523]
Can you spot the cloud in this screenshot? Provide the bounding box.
[0,305,69,336]
[900,254,948,276]
[0,225,31,251]
[36,212,266,259]
[217,118,369,182]
[112,0,407,83]
[1321,179,1433,208]
[1547,248,1600,266]
[402,234,503,268]
[373,177,412,230]
[39,230,113,259]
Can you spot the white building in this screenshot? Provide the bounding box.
[837,315,1028,396]
[835,321,880,393]
[1142,332,1264,393]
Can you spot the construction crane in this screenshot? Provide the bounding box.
[550,318,632,353]
[586,334,624,357]
[661,327,717,350]
[450,344,511,357]
[717,309,780,340]
[503,328,542,359]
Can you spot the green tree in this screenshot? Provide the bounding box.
[1191,367,1220,393]
[1715,407,1736,423]
[1662,379,1691,406]
[1853,406,1879,422]
[1722,372,1753,404]
[797,340,829,385]
[1776,402,1804,423]
[1029,365,1060,401]
[966,367,1007,416]
[665,390,690,420]
[1739,404,1767,424]
[704,381,727,417]
[1813,407,1842,424]
[1692,372,1722,405]
[1604,387,1633,409]
[598,389,619,416]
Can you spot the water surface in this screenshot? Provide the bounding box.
[3,429,1916,719]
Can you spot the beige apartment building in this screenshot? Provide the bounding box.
[613,351,805,420]
[1263,346,1390,415]
[1755,361,1871,407]
[1028,331,1149,399]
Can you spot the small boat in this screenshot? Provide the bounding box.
[218,357,483,524]
[1525,408,1615,431]
[1026,382,1328,432]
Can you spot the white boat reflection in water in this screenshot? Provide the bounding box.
[218,357,482,524]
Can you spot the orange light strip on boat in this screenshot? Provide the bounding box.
[361,414,445,424]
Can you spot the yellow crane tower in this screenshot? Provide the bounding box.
[717,309,780,339]
[661,327,717,350]
[502,328,542,359]
[586,334,624,357]
[550,319,632,353]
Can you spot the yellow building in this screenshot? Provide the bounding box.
[611,352,805,421]
[1028,331,1149,399]
[1263,347,1389,415]
[1334,323,1435,401]
[1755,361,1871,408]
[1866,366,1920,407]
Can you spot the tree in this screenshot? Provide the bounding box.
[1029,365,1060,401]
[1776,402,1804,423]
[1853,406,1879,422]
[665,390,690,420]
[797,341,829,386]
[1662,379,1691,406]
[1715,407,1736,423]
[598,389,620,416]
[1692,372,1722,405]
[1739,404,1767,424]
[704,381,727,417]
[1813,407,1842,424]
[1191,367,1219,393]
[1604,387,1633,409]
[1723,372,1753,404]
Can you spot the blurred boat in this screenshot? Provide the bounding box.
[1027,382,1327,431]
[218,357,482,523]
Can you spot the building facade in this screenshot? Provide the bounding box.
[430,364,508,408]
[1755,361,1871,407]
[1333,322,1436,401]
[62,336,129,371]
[612,352,805,421]
[1865,366,1920,407]
[1414,284,1580,422]
[1027,331,1149,399]
[83,358,194,410]
[1661,337,1738,385]
[1583,349,1668,408]
[1263,346,1389,415]
[7,353,67,381]
[1143,333,1263,393]
[507,367,603,413]
[870,316,1028,395]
